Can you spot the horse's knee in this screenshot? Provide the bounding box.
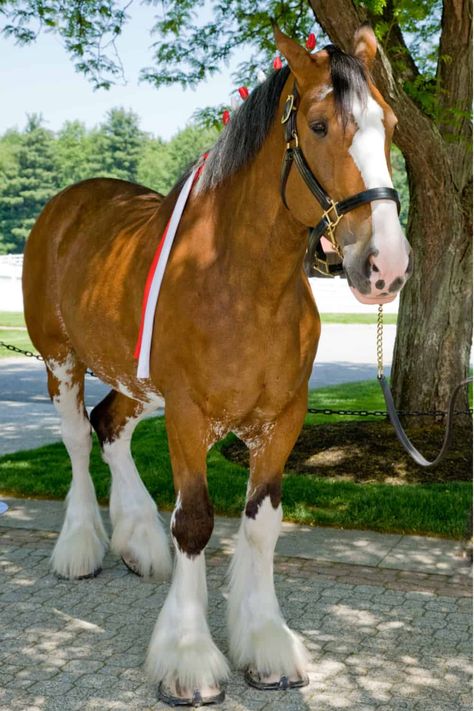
[171,480,214,557]
[245,481,281,519]
[243,481,282,548]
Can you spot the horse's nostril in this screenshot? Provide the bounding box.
[372,264,380,273]
[375,279,385,290]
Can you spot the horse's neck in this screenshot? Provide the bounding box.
[209,131,308,295]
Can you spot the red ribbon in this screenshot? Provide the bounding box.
[222,110,231,125]
[238,86,249,100]
[273,56,283,70]
[306,33,316,50]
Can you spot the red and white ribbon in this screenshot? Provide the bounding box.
[134,163,203,379]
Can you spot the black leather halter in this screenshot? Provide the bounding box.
[280,84,401,277]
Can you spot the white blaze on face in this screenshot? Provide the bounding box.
[349,94,409,290]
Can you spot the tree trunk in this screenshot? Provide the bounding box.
[310,0,472,411]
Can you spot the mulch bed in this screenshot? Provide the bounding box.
[221,418,472,484]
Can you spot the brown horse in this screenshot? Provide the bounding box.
[23,24,410,706]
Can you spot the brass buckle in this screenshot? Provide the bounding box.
[314,257,331,277]
[281,94,295,124]
[322,200,344,258]
[286,130,299,149]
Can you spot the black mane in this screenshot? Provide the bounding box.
[324,44,368,126]
[193,46,368,194]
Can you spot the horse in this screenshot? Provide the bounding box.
[22,23,411,706]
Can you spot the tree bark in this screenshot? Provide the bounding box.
[309,0,472,411]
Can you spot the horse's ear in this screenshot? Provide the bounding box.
[353,23,377,69]
[273,23,314,84]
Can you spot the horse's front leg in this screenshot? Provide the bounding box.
[146,399,229,705]
[229,391,310,689]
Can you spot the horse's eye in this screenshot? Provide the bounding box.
[310,121,328,137]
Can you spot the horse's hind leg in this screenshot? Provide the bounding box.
[47,354,108,579]
[228,391,310,688]
[90,390,172,579]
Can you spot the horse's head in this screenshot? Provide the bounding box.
[275,25,412,304]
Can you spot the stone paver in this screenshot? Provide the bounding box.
[0,521,472,711]
[2,497,470,578]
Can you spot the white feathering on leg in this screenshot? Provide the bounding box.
[227,495,309,678]
[103,414,172,579]
[49,361,108,579]
[146,541,229,693]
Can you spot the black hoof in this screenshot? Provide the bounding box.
[157,683,225,707]
[245,668,309,691]
[121,556,143,577]
[55,567,102,581]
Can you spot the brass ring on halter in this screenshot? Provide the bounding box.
[281,94,295,124]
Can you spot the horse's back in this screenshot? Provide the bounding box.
[23,178,166,362]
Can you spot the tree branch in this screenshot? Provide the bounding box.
[436,0,472,187]
[308,0,446,172]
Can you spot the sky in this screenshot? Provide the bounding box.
[0,3,249,140]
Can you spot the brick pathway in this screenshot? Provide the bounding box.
[0,526,471,711]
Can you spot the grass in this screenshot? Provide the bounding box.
[307,379,385,423]
[0,312,26,328]
[0,328,38,358]
[320,312,398,325]
[0,311,398,328]
[0,312,37,359]
[0,312,397,359]
[0,380,471,539]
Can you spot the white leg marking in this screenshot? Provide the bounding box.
[146,536,229,694]
[49,360,108,579]
[103,414,172,579]
[227,495,309,679]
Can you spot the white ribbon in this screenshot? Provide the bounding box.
[136,166,199,379]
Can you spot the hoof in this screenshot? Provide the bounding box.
[121,556,143,577]
[245,668,309,691]
[158,683,225,707]
[56,567,102,581]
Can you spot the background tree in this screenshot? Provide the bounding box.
[137,125,218,193]
[1,0,471,411]
[56,120,95,185]
[0,115,59,253]
[93,107,145,182]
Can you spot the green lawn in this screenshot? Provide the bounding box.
[307,379,385,423]
[0,312,26,328]
[0,312,36,359]
[0,311,397,360]
[320,312,398,325]
[0,328,38,358]
[0,379,470,539]
[1,311,398,328]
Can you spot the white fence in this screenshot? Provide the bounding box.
[0,254,398,315]
[0,255,23,312]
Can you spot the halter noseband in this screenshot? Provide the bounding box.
[280,84,401,277]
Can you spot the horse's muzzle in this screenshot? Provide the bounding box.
[349,286,398,305]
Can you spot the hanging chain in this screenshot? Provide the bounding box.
[0,340,44,361]
[0,341,95,377]
[376,303,384,379]
[1,339,471,418]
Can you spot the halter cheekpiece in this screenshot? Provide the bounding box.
[280,83,401,277]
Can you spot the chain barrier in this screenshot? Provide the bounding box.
[1,340,472,419]
[0,341,95,377]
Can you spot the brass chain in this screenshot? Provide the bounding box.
[376,304,384,378]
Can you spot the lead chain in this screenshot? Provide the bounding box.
[377,304,384,379]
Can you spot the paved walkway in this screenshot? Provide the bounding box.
[0,497,471,711]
